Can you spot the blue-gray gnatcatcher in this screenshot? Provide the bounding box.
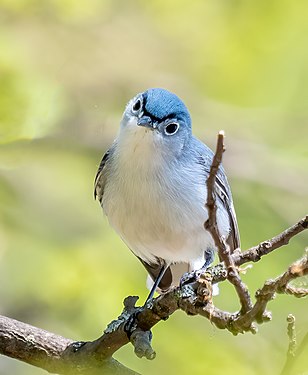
[95,88,239,300]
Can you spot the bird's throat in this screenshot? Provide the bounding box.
[116,125,163,171]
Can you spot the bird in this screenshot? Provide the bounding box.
[94,88,240,301]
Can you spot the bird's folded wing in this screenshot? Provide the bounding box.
[197,154,240,252]
[94,149,111,202]
[214,175,240,251]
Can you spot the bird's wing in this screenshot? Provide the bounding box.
[214,174,240,251]
[196,147,240,252]
[94,149,111,202]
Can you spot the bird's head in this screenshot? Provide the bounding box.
[119,88,192,157]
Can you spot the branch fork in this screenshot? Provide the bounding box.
[0,132,307,374]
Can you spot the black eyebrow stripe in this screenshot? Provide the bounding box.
[141,93,159,121]
[141,93,180,122]
[142,107,178,122]
[163,113,177,121]
[142,107,161,122]
[141,92,148,111]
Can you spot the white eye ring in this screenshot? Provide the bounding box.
[132,98,142,113]
[164,122,179,135]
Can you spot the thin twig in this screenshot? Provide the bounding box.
[233,215,308,266]
[205,131,252,314]
[286,314,297,357]
[1,133,307,374]
[283,285,308,298]
[210,215,308,284]
[231,252,308,333]
[205,131,225,256]
[280,314,299,375]
[0,233,307,373]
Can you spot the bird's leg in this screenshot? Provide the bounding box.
[125,264,169,338]
[180,257,213,287]
[144,263,169,305]
[180,268,204,287]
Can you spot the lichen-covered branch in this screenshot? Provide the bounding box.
[209,215,308,285]
[1,132,307,374]
[0,228,306,375]
[69,249,307,364]
[229,252,308,333]
[0,315,139,375]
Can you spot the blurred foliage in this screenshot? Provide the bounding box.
[0,1,307,374]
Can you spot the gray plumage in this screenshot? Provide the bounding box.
[95,88,239,292]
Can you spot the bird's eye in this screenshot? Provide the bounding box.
[165,123,179,135]
[132,99,141,112]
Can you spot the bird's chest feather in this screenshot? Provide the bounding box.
[102,134,208,256]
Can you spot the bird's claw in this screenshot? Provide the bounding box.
[124,311,140,338]
[71,341,86,352]
[180,269,203,287]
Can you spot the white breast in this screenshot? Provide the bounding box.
[102,122,229,266]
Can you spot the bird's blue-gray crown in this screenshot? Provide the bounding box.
[122,88,192,138]
[141,88,191,126]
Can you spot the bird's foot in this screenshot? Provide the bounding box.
[180,268,205,287]
[71,341,87,352]
[124,311,140,338]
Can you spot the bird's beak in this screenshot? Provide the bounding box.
[137,116,154,129]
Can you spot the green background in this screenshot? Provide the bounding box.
[0,1,307,374]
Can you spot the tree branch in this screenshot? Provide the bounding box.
[286,314,297,358]
[233,215,308,267]
[205,131,252,314]
[280,314,308,375]
[0,315,139,375]
[1,132,307,374]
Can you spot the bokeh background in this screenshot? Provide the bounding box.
[0,1,307,374]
